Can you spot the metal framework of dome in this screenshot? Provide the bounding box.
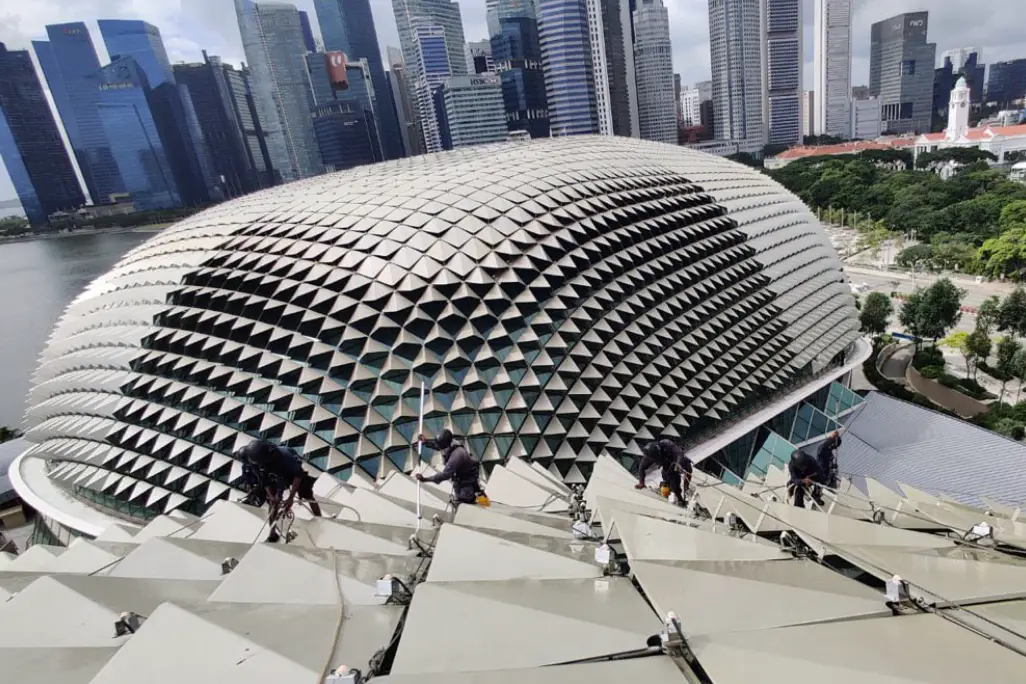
[21,136,859,519]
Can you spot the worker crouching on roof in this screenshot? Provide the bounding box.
[816,430,842,490]
[788,448,825,509]
[415,429,486,506]
[634,438,693,505]
[236,439,322,542]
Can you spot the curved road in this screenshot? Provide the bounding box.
[880,345,912,380]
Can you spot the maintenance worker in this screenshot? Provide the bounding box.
[235,439,322,542]
[633,438,693,505]
[816,431,842,490]
[415,429,485,505]
[787,448,825,509]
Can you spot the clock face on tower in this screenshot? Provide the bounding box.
[961,102,967,108]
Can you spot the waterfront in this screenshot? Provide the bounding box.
[0,230,155,428]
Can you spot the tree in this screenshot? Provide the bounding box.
[896,244,933,268]
[915,278,965,342]
[976,295,1002,335]
[995,336,1022,402]
[998,287,1026,339]
[977,226,1026,279]
[967,330,992,379]
[859,292,893,336]
[899,291,927,345]
[1013,348,1026,403]
[999,200,1026,232]
[944,330,989,379]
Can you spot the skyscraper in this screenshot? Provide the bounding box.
[586,0,638,137]
[679,85,701,126]
[236,0,323,181]
[869,11,936,135]
[985,59,1026,108]
[466,40,494,73]
[813,0,851,138]
[173,53,272,197]
[488,0,550,139]
[435,75,508,149]
[312,100,380,171]
[298,10,317,52]
[99,19,217,205]
[392,0,468,84]
[413,24,453,152]
[34,23,124,205]
[0,42,84,224]
[633,0,676,144]
[89,57,181,209]
[761,0,802,146]
[313,0,406,159]
[538,0,599,135]
[801,89,814,137]
[708,0,763,142]
[387,47,422,155]
[941,47,980,72]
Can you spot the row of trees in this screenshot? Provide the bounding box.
[769,149,1026,279]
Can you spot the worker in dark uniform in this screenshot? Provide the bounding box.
[236,439,322,542]
[633,438,693,504]
[788,449,825,509]
[816,431,842,490]
[415,429,484,505]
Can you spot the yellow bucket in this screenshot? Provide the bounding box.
[476,494,491,507]
[660,485,671,498]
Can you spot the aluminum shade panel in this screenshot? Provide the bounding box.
[613,511,788,562]
[375,659,690,684]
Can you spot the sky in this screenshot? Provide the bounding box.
[1,0,1025,205]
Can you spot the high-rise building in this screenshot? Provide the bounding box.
[413,25,453,152]
[392,0,468,85]
[298,10,317,52]
[586,0,639,137]
[869,11,936,135]
[387,47,422,155]
[851,85,870,100]
[708,0,764,142]
[674,73,682,123]
[538,0,599,135]
[941,47,980,72]
[99,19,217,206]
[434,74,508,149]
[488,0,550,139]
[34,23,124,205]
[312,101,380,171]
[173,53,274,197]
[313,0,406,159]
[236,0,323,181]
[801,90,814,137]
[761,0,802,146]
[680,85,701,126]
[696,79,713,103]
[633,0,675,144]
[0,42,84,224]
[466,40,494,73]
[813,0,852,138]
[89,57,180,209]
[985,59,1026,108]
[850,97,881,140]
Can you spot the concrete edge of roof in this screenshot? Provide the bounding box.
[9,450,113,537]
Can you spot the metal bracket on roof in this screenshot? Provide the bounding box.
[114,611,146,637]
[963,521,996,545]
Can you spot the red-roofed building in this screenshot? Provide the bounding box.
[764,140,908,169]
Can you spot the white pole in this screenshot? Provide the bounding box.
[415,380,425,531]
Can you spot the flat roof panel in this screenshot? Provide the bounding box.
[376,658,689,683]
[613,511,787,562]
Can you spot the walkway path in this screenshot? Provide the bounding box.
[880,345,912,381]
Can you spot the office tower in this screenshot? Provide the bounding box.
[800,90,814,137]
[586,0,638,137]
[89,57,180,209]
[933,51,984,131]
[850,85,870,100]
[813,0,851,138]
[393,0,468,83]
[34,23,123,205]
[313,0,405,159]
[0,43,84,224]
[985,59,1026,108]
[173,53,271,197]
[307,52,342,105]
[761,0,802,146]
[633,0,676,144]
[869,12,936,135]
[99,19,217,205]
[230,64,278,186]
[313,101,380,170]
[850,97,881,140]
[680,86,701,126]
[538,0,599,135]
[674,73,681,123]
[488,0,549,139]
[941,47,980,72]
[434,75,507,149]
[708,0,764,142]
[236,0,323,181]
[299,10,317,52]
[413,25,453,152]
[466,40,494,73]
[388,48,422,155]
[696,79,713,102]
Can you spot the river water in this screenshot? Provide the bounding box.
[0,230,155,428]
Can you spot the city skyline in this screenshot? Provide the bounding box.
[2,0,1026,200]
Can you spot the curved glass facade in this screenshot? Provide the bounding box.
[20,137,859,521]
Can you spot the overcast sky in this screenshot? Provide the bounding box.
[1,0,1024,205]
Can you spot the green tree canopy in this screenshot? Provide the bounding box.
[977,295,1002,335]
[859,292,893,336]
[996,336,1022,401]
[915,278,966,342]
[998,287,1026,338]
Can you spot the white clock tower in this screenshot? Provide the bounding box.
[945,76,971,142]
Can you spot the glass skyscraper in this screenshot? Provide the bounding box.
[89,57,180,210]
[34,23,124,205]
[236,0,323,181]
[488,0,550,139]
[537,0,599,135]
[413,25,453,153]
[0,42,84,224]
[633,0,676,144]
[97,19,174,86]
[313,0,405,159]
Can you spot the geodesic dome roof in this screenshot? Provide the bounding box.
[19,136,858,520]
